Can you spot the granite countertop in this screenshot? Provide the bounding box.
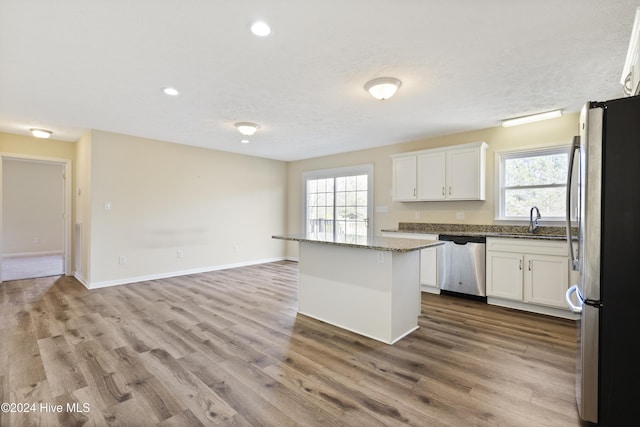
[272,232,444,252]
[381,222,576,241]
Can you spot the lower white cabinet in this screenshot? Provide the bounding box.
[381,232,439,293]
[486,238,574,319]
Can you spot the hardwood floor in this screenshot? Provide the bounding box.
[0,261,586,426]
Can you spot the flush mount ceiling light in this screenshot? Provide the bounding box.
[234,122,260,136]
[240,139,250,144]
[30,128,52,139]
[502,109,563,127]
[163,87,179,96]
[364,77,402,100]
[251,21,271,37]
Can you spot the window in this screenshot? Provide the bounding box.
[497,147,570,221]
[303,164,373,237]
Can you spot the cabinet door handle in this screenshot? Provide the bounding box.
[442,186,445,196]
[519,259,522,270]
[528,260,532,271]
[413,188,416,197]
[448,186,452,195]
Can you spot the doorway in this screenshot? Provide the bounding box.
[1,155,72,282]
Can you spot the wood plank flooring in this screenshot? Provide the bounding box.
[0,261,586,426]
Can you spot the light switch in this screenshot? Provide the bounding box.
[104,202,112,211]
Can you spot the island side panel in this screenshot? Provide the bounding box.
[297,242,420,344]
[390,250,421,343]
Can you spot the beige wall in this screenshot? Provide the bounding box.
[285,113,580,258]
[82,130,288,287]
[2,159,64,254]
[0,132,76,159]
[74,132,92,282]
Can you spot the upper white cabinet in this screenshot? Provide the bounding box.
[392,155,417,201]
[416,151,446,200]
[392,142,487,202]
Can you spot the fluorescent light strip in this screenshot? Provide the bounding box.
[502,110,563,127]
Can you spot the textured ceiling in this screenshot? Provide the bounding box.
[1,0,638,161]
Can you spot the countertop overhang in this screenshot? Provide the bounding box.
[272,233,443,252]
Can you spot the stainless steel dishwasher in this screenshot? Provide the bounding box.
[437,234,486,299]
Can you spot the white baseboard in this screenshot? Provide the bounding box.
[85,257,288,289]
[74,272,89,289]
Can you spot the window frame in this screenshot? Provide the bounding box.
[302,163,374,237]
[495,146,572,222]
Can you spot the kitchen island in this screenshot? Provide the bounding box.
[272,232,443,344]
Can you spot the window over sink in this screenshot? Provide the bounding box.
[496,146,574,221]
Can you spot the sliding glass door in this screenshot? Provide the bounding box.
[303,165,373,237]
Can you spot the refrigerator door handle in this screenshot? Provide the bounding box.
[566,135,580,271]
[566,283,583,313]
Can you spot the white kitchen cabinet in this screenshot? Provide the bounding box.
[445,145,486,200]
[417,151,446,200]
[392,155,417,201]
[486,238,575,319]
[486,251,523,300]
[524,254,568,307]
[392,141,487,202]
[381,232,439,293]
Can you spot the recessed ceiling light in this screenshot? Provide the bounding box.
[240,139,250,144]
[30,128,52,138]
[251,21,271,37]
[502,109,563,127]
[163,87,179,96]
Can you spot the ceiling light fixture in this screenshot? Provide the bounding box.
[502,109,563,127]
[30,128,52,139]
[240,139,250,144]
[163,87,179,96]
[364,77,402,100]
[251,21,271,37]
[234,122,260,136]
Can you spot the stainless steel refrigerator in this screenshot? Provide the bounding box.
[565,94,640,426]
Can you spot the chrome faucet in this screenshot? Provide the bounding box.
[529,206,541,233]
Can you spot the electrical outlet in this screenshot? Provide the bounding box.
[377,251,385,263]
[415,211,421,219]
[177,250,183,259]
[118,256,127,265]
[456,212,465,220]
[33,237,40,244]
